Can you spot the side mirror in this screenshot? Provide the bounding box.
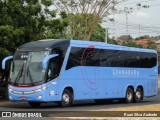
[2,56,13,70]
[42,54,59,70]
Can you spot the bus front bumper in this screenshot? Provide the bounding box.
[8,89,58,102]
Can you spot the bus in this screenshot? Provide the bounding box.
[3,39,158,107]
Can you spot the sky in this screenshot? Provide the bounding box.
[101,0,160,39]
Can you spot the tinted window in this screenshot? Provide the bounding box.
[47,56,63,81]
[66,47,157,70]
[47,46,68,81]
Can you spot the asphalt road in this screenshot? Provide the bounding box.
[0,88,159,112]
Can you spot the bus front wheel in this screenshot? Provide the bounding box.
[58,89,73,107]
[125,87,134,103]
[28,102,41,108]
[134,87,143,103]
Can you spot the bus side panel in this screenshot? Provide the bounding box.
[95,67,121,99]
[63,67,93,100]
[62,67,122,100]
[42,80,59,102]
[60,66,158,101]
[145,66,158,97]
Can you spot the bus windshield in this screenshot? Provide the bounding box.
[10,51,49,86]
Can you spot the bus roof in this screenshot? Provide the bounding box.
[71,40,157,53]
[17,39,70,51]
[17,39,157,53]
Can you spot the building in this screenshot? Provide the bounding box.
[134,39,157,48]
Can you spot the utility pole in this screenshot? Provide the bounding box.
[113,15,115,39]
[139,23,141,37]
[105,28,108,43]
[126,13,128,35]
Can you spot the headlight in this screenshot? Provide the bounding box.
[8,86,49,94]
[9,88,13,92]
[34,88,42,93]
[42,86,49,90]
[34,86,49,93]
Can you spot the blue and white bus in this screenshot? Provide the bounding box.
[3,39,158,107]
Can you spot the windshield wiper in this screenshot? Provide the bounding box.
[14,63,24,85]
[26,65,34,86]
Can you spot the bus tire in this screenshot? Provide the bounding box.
[58,89,72,107]
[134,87,143,103]
[125,87,133,103]
[28,102,41,108]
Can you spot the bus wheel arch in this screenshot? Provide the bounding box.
[125,86,134,103]
[58,87,74,107]
[134,85,144,102]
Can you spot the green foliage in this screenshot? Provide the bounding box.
[65,14,102,40]
[64,14,106,42]
[122,42,143,48]
[90,24,105,42]
[135,35,150,40]
[147,40,157,50]
[41,0,52,7]
[61,11,68,19]
[157,51,160,65]
[108,39,118,45]
[0,0,68,57]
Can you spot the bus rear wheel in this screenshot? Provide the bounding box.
[125,87,134,103]
[134,87,143,103]
[28,102,41,108]
[58,89,73,107]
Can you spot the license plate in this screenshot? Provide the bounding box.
[20,96,27,100]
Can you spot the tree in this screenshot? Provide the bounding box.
[135,35,151,40]
[0,0,68,56]
[147,40,157,50]
[90,24,106,42]
[122,42,143,48]
[108,38,118,44]
[54,0,128,40]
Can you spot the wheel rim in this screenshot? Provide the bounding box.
[127,91,132,101]
[136,91,141,99]
[62,93,70,104]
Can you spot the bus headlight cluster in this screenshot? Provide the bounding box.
[8,86,49,95]
[34,86,49,93]
[9,88,13,92]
